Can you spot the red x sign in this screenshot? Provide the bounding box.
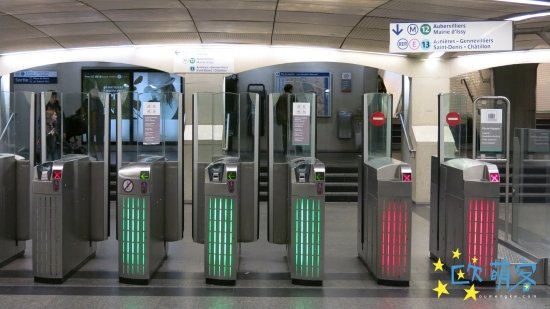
[402,173,412,182]
[489,172,500,183]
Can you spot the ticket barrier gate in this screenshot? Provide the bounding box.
[31,154,107,283]
[203,158,239,284]
[117,155,182,284]
[429,158,500,281]
[287,158,325,285]
[358,157,412,285]
[0,154,30,266]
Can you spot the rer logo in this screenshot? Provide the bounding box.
[397,38,408,50]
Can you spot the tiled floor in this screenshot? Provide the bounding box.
[0,203,548,308]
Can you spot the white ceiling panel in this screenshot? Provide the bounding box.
[348,28,388,41]
[0,37,61,54]
[0,0,547,56]
[128,32,201,45]
[189,9,274,21]
[117,21,197,34]
[341,38,389,53]
[272,34,343,48]
[37,22,121,36]
[371,8,479,21]
[0,27,47,42]
[0,2,89,14]
[277,2,376,15]
[16,11,107,25]
[103,9,191,22]
[81,0,183,10]
[276,11,362,26]
[201,32,271,44]
[182,1,276,10]
[55,33,132,48]
[275,23,351,37]
[0,15,33,28]
[196,21,272,33]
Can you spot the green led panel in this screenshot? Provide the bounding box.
[294,197,322,279]
[206,197,234,278]
[121,196,147,276]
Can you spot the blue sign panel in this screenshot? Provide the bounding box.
[13,71,58,84]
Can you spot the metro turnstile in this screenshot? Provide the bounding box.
[203,158,239,284]
[32,154,107,283]
[0,154,30,266]
[117,156,182,284]
[287,157,325,285]
[429,158,500,281]
[192,92,259,285]
[358,157,412,285]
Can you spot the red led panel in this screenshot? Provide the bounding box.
[380,199,409,278]
[402,173,412,182]
[52,170,62,180]
[467,198,496,280]
[489,172,500,183]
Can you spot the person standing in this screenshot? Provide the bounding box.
[45,92,62,160]
[275,84,294,153]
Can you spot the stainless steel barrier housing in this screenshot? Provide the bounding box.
[430,158,500,281]
[204,157,240,284]
[288,157,325,285]
[358,157,412,285]
[118,155,182,284]
[32,154,107,283]
[0,154,30,266]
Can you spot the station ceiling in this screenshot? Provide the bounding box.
[0,0,548,55]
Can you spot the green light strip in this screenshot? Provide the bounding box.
[121,196,147,276]
[292,197,322,279]
[207,197,235,279]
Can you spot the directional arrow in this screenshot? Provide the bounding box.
[392,24,403,36]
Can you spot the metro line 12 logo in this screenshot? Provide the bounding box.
[432,248,538,301]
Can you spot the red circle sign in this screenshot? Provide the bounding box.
[446,112,461,127]
[370,111,385,127]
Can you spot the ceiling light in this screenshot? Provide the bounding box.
[506,11,550,21]
[494,0,550,6]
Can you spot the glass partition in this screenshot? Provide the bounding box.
[363,93,392,161]
[270,92,316,161]
[438,93,471,162]
[0,91,34,160]
[511,128,550,258]
[193,92,240,165]
[117,91,183,165]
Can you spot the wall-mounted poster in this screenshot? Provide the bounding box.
[275,72,332,117]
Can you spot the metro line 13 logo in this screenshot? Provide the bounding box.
[432,248,537,301]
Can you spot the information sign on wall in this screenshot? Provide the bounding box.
[13,71,58,84]
[389,21,513,53]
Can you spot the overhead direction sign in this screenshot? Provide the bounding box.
[389,21,513,53]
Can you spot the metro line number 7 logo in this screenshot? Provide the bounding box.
[421,24,431,35]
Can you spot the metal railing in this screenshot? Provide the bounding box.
[397,111,416,157]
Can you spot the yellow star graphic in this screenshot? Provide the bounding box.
[471,256,478,264]
[433,258,444,271]
[452,248,461,259]
[464,284,479,301]
[433,280,450,299]
[457,269,466,280]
